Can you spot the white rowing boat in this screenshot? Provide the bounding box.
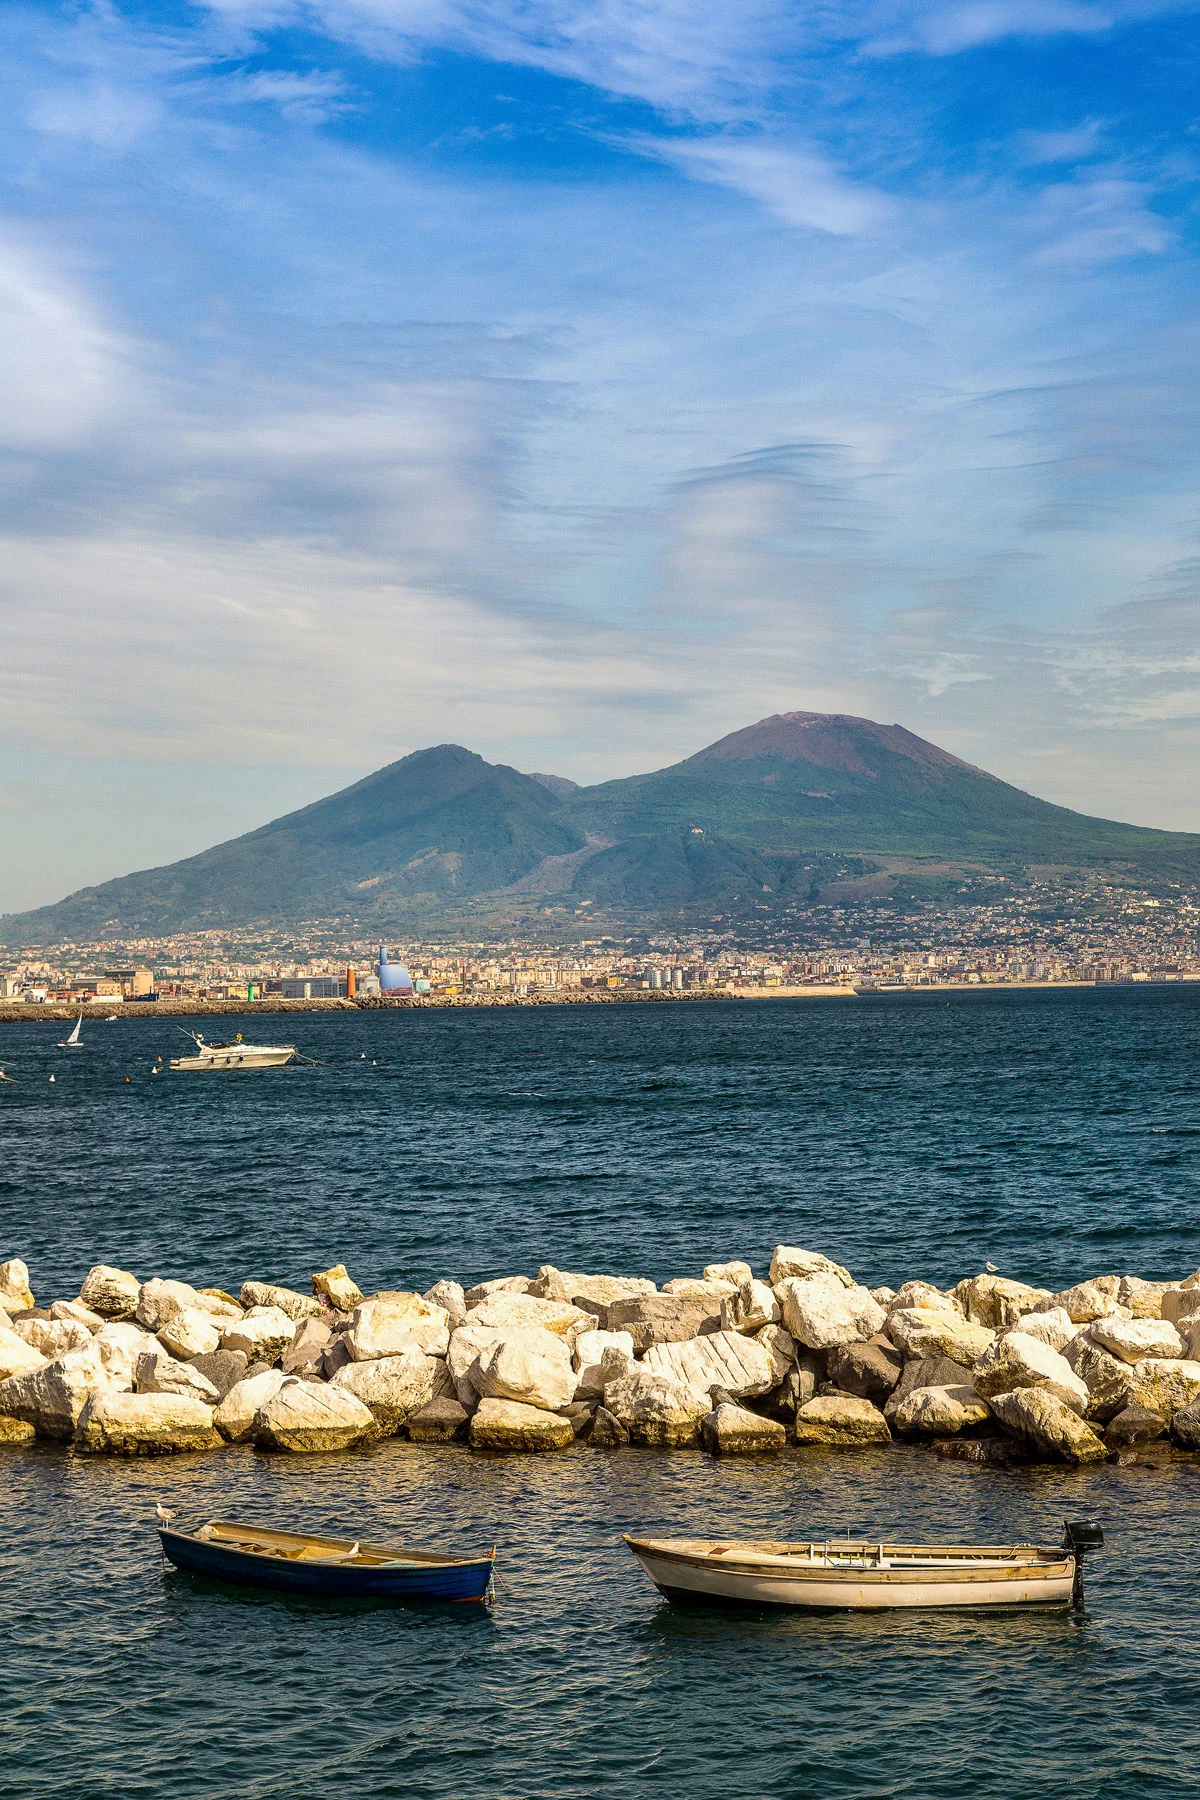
[624,1520,1103,1610]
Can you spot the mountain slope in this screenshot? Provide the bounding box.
[4,712,1200,944]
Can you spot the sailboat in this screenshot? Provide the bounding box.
[58,1016,84,1049]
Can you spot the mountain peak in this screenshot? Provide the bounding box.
[688,711,980,778]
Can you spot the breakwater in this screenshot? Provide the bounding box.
[3,1248,1199,1464]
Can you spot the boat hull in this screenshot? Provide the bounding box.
[169,1049,296,1070]
[626,1539,1076,1611]
[159,1527,494,1602]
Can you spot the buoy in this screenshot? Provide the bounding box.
[125,1077,131,1083]
[49,1074,55,1082]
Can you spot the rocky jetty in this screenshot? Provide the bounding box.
[1,1253,1199,1464]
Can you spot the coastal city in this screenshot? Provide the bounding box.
[4,871,1199,1006]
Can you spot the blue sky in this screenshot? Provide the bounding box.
[3,0,1200,907]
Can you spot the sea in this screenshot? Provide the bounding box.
[2,987,1198,1799]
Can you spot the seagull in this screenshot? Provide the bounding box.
[985,1261,998,1273]
[156,1504,177,1526]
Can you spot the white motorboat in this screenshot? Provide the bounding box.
[624,1521,1103,1610]
[169,1032,297,1071]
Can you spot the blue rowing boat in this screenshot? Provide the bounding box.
[158,1518,496,1602]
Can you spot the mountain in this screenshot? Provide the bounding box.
[5,711,1200,944]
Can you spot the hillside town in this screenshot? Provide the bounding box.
[4,873,1200,1005]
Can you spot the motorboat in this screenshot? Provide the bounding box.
[169,1032,297,1071]
[157,1517,496,1602]
[623,1521,1103,1610]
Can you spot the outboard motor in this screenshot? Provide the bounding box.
[1062,1520,1105,1604]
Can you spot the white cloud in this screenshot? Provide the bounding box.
[0,234,125,449]
[626,136,891,235]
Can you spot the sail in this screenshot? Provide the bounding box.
[66,1016,82,1045]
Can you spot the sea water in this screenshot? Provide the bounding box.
[1,989,1198,1798]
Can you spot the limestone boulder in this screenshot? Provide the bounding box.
[253,1378,377,1452]
[447,1324,503,1406]
[1065,1331,1135,1420]
[79,1265,141,1316]
[826,1336,903,1401]
[469,1397,573,1451]
[1169,1395,1200,1449]
[158,1307,221,1360]
[1013,1307,1078,1353]
[602,1369,709,1446]
[281,1317,333,1376]
[406,1397,470,1442]
[1128,1358,1200,1419]
[1117,1276,1168,1319]
[794,1394,891,1447]
[346,1294,451,1359]
[1178,1317,1200,1362]
[93,1321,162,1386]
[134,1348,221,1403]
[423,1280,467,1327]
[463,1292,592,1341]
[239,1280,322,1321]
[313,1264,365,1312]
[189,1348,248,1400]
[332,1348,434,1432]
[971,1331,1089,1416]
[601,1293,722,1351]
[220,1306,299,1365]
[754,1324,799,1384]
[0,1416,36,1444]
[193,1291,244,1320]
[987,1388,1107,1462]
[720,1280,781,1335]
[769,1246,854,1287]
[462,1275,534,1307]
[471,1330,576,1411]
[0,1344,108,1437]
[776,1277,885,1351]
[870,1286,897,1305]
[701,1402,787,1455]
[1161,1286,1200,1325]
[75,1390,221,1455]
[885,1307,995,1367]
[0,1325,48,1382]
[661,1277,738,1301]
[884,1354,973,1421]
[703,1261,753,1286]
[1034,1282,1122,1324]
[1105,1404,1167,1447]
[49,1300,104,1330]
[136,1279,204,1331]
[427,1356,456,1401]
[643,1328,778,1400]
[213,1369,287,1442]
[0,1259,35,1313]
[1090,1317,1183,1364]
[13,1317,92,1360]
[889,1281,962,1315]
[955,1275,1050,1330]
[891,1384,990,1437]
[572,1329,636,1398]
[588,1406,630,1447]
[531,1266,656,1310]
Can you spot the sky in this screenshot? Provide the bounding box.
[3,0,1200,909]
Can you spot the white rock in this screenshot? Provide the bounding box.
[753,1324,798,1383]
[239,1281,322,1321]
[970,1331,1090,1416]
[214,1369,287,1442]
[769,1246,854,1288]
[219,1306,295,1364]
[0,1259,35,1313]
[643,1329,778,1400]
[572,1329,636,1398]
[346,1294,451,1360]
[0,1344,109,1437]
[703,1261,753,1286]
[776,1277,886,1350]
[885,1307,995,1367]
[1034,1282,1123,1324]
[471,1330,575,1411]
[313,1264,365,1312]
[423,1280,467,1328]
[1117,1276,1168,1319]
[462,1275,534,1307]
[469,1398,573,1451]
[1064,1331,1135,1420]
[720,1279,781,1335]
[157,1307,221,1360]
[890,1384,990,1437]
[93,1321,163,1386]
[192,1292,244,1320]
[463,1292,593,1341]
[136,1279,204,1331]
[11,1317,91,1360]
[75,1390,221,1455]
[1013,1307,1079,1353]
[954,1275,1050,1329]
[701,1402,786,1455]
[134,1349,221,1404]
[79,1265,141,1316]
[49,1299,104,1331]
[447,1324,504,1406]
[331,1349,434,1432]
[531,1267,656,1308]
[793,1394,891,1446]
[987,1388,1107,1462]
[1090,1317,1184,1364]
[253,1378,377,1452]
[888,1281,962,1316]
[602,1369,709,1446]
[661,1278,737,1300]
[1161,1287,1200,1325]
[0,1325,48,1382]
[1128,1358,1200,1418]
